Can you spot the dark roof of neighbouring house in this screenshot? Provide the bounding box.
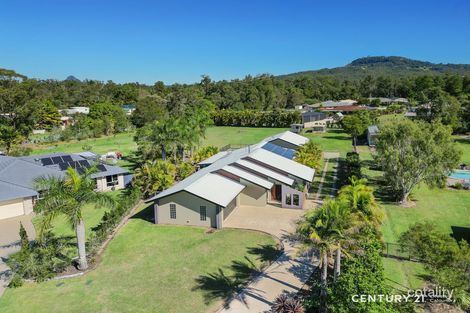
[0,152,129,202]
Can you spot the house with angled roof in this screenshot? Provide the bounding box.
[0,152,129,220]
[146,131,315,229]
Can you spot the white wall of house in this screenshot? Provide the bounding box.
[0,197,34,220]
[95,174,125,192]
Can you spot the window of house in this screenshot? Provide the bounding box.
[285,193,292,205]
[200,206,207,221]
[293,194,300,206]
[106,175,118,187]
[170,204,176,219]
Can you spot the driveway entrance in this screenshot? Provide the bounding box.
[220,205,318,313]
[0,215,36,296]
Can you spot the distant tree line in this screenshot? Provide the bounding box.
[1,68,469,153]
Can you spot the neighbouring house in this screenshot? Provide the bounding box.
[309,99,357,108]
[146,131,315,229]
[319,105,367,113]
[0,152,129,220]
[122,104,136,116]
[367,125,379,146]
[61,106,90,115]
[368,97,409,105]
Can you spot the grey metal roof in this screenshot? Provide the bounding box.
[0,156,64,189]
[0,180,37,202]
[0,153,129,202]
[146,131,313,204]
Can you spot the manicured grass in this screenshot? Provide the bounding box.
[302,129,353,157]
[202,126,288,147]
[0,212,279,313]
[454,136,470,164]
[32,190,124,257]
[29,132,137,157]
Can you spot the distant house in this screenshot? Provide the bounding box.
[367,125,379,146]
[122,104,136,116]
[0,153,129,220]
[310,99,357,108]
[62,106,90,115]
[319,105,367,113]
[147,131,315,229]
[368,97,409,105]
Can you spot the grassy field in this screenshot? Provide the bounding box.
[202,126,287,147]
[0,208,278,313]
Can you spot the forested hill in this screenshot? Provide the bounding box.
[279,56,470,80]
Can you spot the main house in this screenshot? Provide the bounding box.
[146,131,315,229]
[0,152,129,220]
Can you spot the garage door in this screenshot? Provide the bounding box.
[0,199,25,220]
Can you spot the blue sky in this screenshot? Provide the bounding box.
[1,0,469,84]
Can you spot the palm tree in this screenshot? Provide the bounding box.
[297,199,349,312]
[35,167,115,270]
[338,176,383,228]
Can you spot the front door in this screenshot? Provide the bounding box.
[270,185,282,202]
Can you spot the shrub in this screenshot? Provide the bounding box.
[212,109,300,127]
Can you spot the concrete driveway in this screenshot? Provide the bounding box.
[220,205,318,313]
[0,215,36,296]
[223,205,305,239]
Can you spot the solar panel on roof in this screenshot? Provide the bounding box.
[62,155,73,162]
[41,158,53,166]
[77,167,86,174]
[261,142,296,160]
[51,156,63,164]
[96,164,107,172]
[78,160,90,167]
[58,162,69,171]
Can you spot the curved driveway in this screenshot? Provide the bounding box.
[221,205,318,313]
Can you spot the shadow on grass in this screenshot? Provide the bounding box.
[130,204,155,223]
[451,226,470,244]
[193,244,281,307]
[120,152,141,171]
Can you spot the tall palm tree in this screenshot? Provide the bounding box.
[35,167,115,270]
[297,199,349,312]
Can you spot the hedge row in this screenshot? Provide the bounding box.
[212,110,301,127]
[338,152,362,187]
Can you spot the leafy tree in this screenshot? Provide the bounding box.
[294,140,322,171]
[35,100,61,130]
[131,95,167,128]
[133,160,176,198]
[326,232,402,313]
[374,119,461,203]
[34,168,115,270]
[341,111,371,152]
[399,223,470,309]
[192,145,219,163]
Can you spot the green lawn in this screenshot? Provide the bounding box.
[0,209,279,313]
[454,136,470,164]
[202,126,288,147]
[32,190,124,258]
[303,129,353,157]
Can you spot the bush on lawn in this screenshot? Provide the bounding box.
[7,224,70,286]
[338,152,362,187]
[212,109,300,127]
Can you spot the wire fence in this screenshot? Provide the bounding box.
[382,242,420,261]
